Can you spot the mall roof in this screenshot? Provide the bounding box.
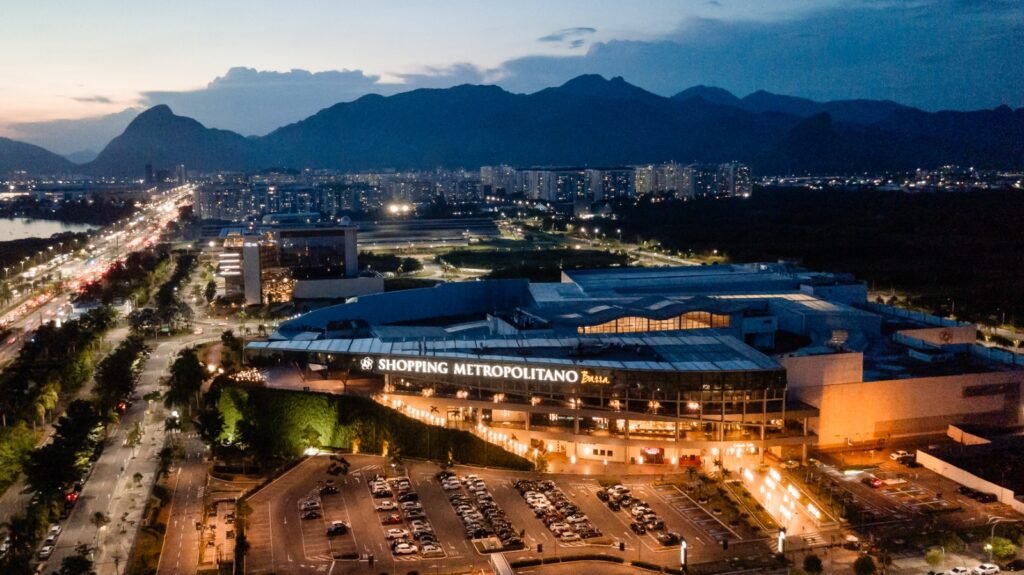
[563,264,853,298]
[248,331,782,373]
[532,295,746,327]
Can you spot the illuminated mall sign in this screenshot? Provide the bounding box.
[360,356,610,385]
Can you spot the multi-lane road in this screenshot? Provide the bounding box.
[0,185,194,571]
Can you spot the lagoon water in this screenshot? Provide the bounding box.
[0,218,95,242]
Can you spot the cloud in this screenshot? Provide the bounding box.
[392,63,487,89]
[9,1,1022,154]
[69,95,114,104]
[140,67,390,136]
[5,107,140,155]
[538,27,596,49]
[491,2,1024,111]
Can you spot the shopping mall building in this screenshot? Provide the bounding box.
[248,264,1024,466]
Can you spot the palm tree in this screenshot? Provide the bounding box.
[0,281,12,306]
[0,514,39,565]
[33,383,60,428]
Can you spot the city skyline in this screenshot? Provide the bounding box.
[2,0,1022,154]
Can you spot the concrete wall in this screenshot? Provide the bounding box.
[896,326,977,347]
[946,424,993,446]
[862,302,970,328]
[916,449,1024,515]
[291,276,384,300]
[781,352,864,410]
[972,344,1024,368]
[814,371,1024,448]
[801,282,867,306]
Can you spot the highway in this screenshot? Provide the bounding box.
[0,185,192,570]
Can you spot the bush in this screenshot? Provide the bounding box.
[853,555,877,575]
[990,536,1018,560]
[925,547,944,567]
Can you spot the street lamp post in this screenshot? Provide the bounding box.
[989,519,1019,563]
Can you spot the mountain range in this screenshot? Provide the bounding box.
[3,75,1022,176]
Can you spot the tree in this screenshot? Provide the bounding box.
[925,548,944,568]
[165,347,205,409]
[940,532,967,554]
[204,280,217,304]
[400,257,423,274]
[853,555,877,575]
[0,281,12,306]
[197,407,225,446]
[90,511,110,530]
[55,543,93,575]
[0,514,39,571]
[803,554,824,574]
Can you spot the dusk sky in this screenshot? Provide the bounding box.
[2,0,1022,154]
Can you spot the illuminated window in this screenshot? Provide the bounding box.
[578,311,729,334]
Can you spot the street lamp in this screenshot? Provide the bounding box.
[680,536,688,571]
[989,519,1019,563]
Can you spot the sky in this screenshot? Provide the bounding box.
[1,0,1022,154]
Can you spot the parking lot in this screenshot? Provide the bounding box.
[243,455,767,574]
[808,448,1020,539]
[246,456,492,574]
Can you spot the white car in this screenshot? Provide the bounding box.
[38,545,54,559]
[889,450,911,460]
[375,501,398,511]
[421,544,443,555]
[560,532,582,542]
[385,528,410,540]
[393,542,418,555]
[973,564,1000,575]
[47,524,62,537]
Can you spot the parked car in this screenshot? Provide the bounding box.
[1001,559,1024,572]
[375,501,398,511]
[393,542,417,555]
[973,564,1001,575]
[781,460,800,469]
[889,450,911,461]
[385,528,410,540]
[38,545,54,559]
[861,476,883,488]
[381,514,403,525]
[326,521,349,536]
[301,510,322,520]
[655,531,681,546]
[630,522,647,535]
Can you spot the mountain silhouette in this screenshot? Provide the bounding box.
[2,75,1021,177]
[0,137,75,174]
